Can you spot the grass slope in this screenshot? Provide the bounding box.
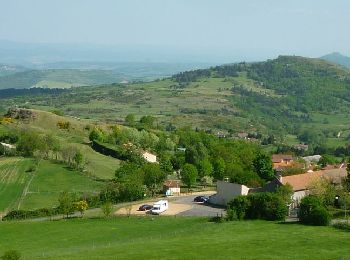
[20,160,103,210]
[0,218,349,259]
[0,157,33,213]
[1,109,120,179]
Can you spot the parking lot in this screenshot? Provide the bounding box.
[115,192,225,217]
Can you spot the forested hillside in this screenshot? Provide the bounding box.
[2,56,350,153]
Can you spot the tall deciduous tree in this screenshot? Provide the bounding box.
[142,163,165,196]
[253,152,274,180]
[181,163,198,189]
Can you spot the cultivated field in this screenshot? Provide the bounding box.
[0,218,349,259]
[19,160,104,210]
[0,157,32,213]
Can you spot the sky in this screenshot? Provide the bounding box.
[0,0,349,63]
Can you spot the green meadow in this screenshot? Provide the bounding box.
[0,217,349,259]
[19,160,103,210]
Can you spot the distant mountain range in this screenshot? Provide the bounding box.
[320,52,350,69]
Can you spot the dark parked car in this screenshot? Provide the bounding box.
[193,196,209,203]
[138,204,153,211]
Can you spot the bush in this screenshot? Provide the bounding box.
[299,195,330,226]
[227,193,287,221]
[226,208,238,221]
[333,222,350,231]
[3,208,60,221]
[227,196,250,220]
[1,250,21,260]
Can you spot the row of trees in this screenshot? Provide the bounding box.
[1,129,85,171]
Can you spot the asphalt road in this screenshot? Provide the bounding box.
[173,194,226,217]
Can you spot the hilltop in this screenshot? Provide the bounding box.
[321,52,350,69]
[2,55,350,151]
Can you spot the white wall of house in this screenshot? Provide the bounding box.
[142,152,157,163]
[291,190,307,208]
[165,187,180,196]
[209,181,250,206]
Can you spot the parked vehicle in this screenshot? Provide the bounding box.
[150,200,168,215]
[138,204,153,211]
[194,196,209,203]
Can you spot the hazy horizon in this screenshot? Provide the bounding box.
[0,0,349,64]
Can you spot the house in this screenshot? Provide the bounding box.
[272,154,294,172]
[272,154,293,165]
[142,151,157,163]
[281,168,347,208]
[164,180,181,196]
[209,180,250,206]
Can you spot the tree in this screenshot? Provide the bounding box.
[75,200,88,216]
[142,163,166,196]
[253,152,274,180]
[73,150,84,170]
[139,115,157,129]
[213,157,226,180]
[16,131,43,157]
[308,179,337,206]
[276,183,293,204]
[181,163,198,189]
[115,162,145,201]
[58,191,75,218]
[89,127,105,142]
[197,159,213,178]
[125,114,135,126]
[318,154,336,168]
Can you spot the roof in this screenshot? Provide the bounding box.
[272,154,293,163]
[249,178,283,193]
[281,168,347,191]
[164,180,181,188]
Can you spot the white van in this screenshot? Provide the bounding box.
[150,200,168,215]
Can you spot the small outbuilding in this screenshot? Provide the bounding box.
[164,180,181,196]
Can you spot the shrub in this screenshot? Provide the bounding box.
[1,250,21,260]
[299,195,330,226]
[3,208,60,220]
[101,201,113,217]
[227,196,250,220]
[227,193,287,221]
[226,208,238,221]
[333,222,350,231]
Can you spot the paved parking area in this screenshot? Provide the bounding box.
[115,192,225,217]
[174,194,225,217]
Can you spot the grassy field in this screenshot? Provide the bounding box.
[0,109,120,179]
[0,157,33,213]
[0,217,349,259]
[20,160,104,210]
